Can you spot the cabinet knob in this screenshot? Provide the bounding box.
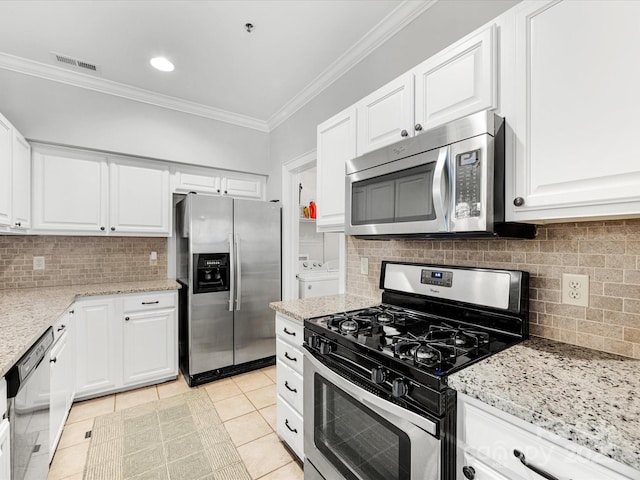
[110,227,116,231]
[414,123,423,131]
[70,309,74,314]
[513,197,525,207]
[462,466,476,480]
[224,190,228,194]
[400,129,409,137]
[14,222,21,227]
[217,189,221,193]
[50,357,57,364]
[100,226,105,231]
[125,316,130,321]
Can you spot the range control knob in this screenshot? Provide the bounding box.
[391,378,409,398]
[319,340,335,355]
[308,335,320,350]
[462,466,476,480]
[371,367,387,384]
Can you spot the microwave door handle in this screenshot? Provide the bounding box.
[228,233,234,312]
[432,146,449,232]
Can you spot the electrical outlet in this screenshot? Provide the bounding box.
[562,273,589,307]
[360,257,369,275]
[33,256,45,270]
[149,251,158,266]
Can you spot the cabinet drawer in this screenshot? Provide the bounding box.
[276,339,303,375]
[276,361,303,414]
[123,291,175,312]
[461,398,634,480]
[277,398,303,460]
[275,313,303,347]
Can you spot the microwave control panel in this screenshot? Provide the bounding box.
[455,149,481,219]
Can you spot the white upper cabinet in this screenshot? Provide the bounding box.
[0,111,30,231]
[506,0,640,222]
[0,113,12,228]
[32,146,108,233]
[354,26,497,157]
[32,144,171,235]
[356,72,414,155]
[109,157,170,234]
[172,165,265,200]
[11,129,31,230]
[414,25,496,131]
[316,106,357,232]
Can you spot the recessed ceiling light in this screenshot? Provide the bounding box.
[150,57,174,72]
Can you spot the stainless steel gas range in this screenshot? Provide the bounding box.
[303,261,529,480]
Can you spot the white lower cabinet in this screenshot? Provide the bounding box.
[74,298,119,397]
[275,313,304,460]
[74,290,177,400]
[49,310,75,460]
[457,394,639,480]
[0,418,9,480]
[123,296,177,386]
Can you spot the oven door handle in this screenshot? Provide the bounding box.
[432,146,450,232]
[305,350,438,437]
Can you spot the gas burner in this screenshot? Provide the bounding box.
[376,312,393,325]
[339,319,359,334]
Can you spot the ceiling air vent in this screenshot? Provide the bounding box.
[51,52,100,74]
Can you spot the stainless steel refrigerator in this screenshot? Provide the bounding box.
[176,194,281,386]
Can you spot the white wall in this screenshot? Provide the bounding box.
[266,0,520,200]
[0,69,270,174]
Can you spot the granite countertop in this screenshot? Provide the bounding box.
[269,294,379,323]
[0,279,180,378]
[449,337,640,472]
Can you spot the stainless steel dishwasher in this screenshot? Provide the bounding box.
[6,327,54,480]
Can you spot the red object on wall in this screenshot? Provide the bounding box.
[309,201,317,219]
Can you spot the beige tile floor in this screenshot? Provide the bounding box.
[47,366,303,480]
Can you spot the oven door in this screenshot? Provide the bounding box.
[345,146,450,237]
[304,350,441,480]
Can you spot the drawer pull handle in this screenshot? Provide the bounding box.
[57,325,66,332]
[284,381,297,393]
[285,419,297,434]
[283,327,296,336]
[142,301,160,305]
[513,450,561,480]
[284,352,297,362]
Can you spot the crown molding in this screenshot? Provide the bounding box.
[266,0,438,130]
[0,52,270,132]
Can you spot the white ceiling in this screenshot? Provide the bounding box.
[0,0,432,131]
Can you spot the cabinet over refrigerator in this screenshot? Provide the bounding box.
[176,194,281,386]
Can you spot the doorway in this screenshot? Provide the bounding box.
[282,150,345,300]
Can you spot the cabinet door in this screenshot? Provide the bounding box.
[32,147,108,233]
[221,175,263,199]
[356,72,414,155]
[74,298,119,397]
[50,332,71,458]
[173,166,221,194]
[122,308,176,385]
[11,129,31,230]
[0,420,10,480]
[414,25,496,131]
[0,113,12,227]
[109,158,170,235]
[508,0,640,222]
[316,106,357,232]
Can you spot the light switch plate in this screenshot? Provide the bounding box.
[33,256,45,270]
[360,257,369,275]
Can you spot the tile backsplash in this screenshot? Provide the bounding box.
[0,236,167,289]
[346,219,640,359]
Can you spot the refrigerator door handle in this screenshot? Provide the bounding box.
[235,233,242,310]
[228,233,235,312]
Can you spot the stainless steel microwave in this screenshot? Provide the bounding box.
[345,110,535,239]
